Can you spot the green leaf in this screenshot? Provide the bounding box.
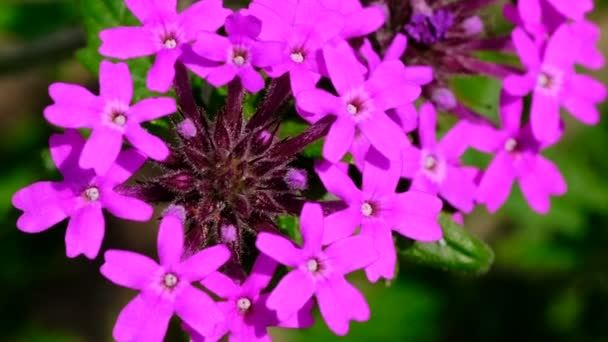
[450,74,502,123]
[277,214,302,244]
[398,213,494,274]
[76,0,155,102]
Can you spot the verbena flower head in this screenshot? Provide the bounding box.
[12,130,152,259]
[100,212,231,342]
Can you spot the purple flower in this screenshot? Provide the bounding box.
[12,130,152,259]
[405,9,454,45]
[315,159,443,282]
[44,61,176,175]
[503,25,606,142]
[296,41,419,163]
[320,0,386,39]
[99,0,230,92]
[467,95,567,213]
[401,103,477,213]
[190,254,313,341]
[100,213,231,342]
[192,12,285,93]
[249,0,344,92]
[256,203,377,335]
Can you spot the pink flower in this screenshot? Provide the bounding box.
[256,203,377,335]
[315,158,443,282]
[101,213,231,342]
[190,254,313,341]
[192,12,285,93]
[249,0,345,92]
[503,25,606,142]
[516,0,592,29]
[296,41,419,163]
[320,0,386,39]
[401,103,477,213]
[44,61,177,175]
[12,130,152,259]
[468,95,567,213]
[99,0,230,92]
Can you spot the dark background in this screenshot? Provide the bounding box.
[1,0,607,341]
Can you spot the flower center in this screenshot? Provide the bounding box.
[290,51,305,63]
[162,272,179,289]
[424,155,438,170]
[236,297,252,313]
[111,111,127,126]
[347,103,359,115]
[306,258,320,273]
[504,138,518,152]
[537,72,552,89]
[361,202,374,217]
[163,38,178,49]
[83,187,100,201]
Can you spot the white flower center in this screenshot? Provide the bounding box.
[537,72,551,88]
[347,103,358,115]
[237,297,252,312]
[163,273,179,288]
[84,187,100,201]
[112,113,127,126]
[290,51,304,63]
[233,55,245,66]
[306,258,319,273]
[361,202,373,217]
[164,38,177,49]
[424,155,437,170]
[504,138,518,152]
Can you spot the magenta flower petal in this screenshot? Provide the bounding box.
[361,224,396,282]
[266,270,315,321]
[503,73,536,97]
[323,42,365,95]
[357,114,404,161]
[147,48,181,92]
[518,170,551,214]
[251,41,285,67]
[563,95,600,125]
[530,91,560,142]
[342,6,385,39]
[100,61,133,104]
[517,0,541,26]
[255,233,304,267]
[477,152,516,212]
[238,66,266,93]
[175,285,224,336]
[315,161,361,204]
[79,127,123,175]
[193,32,232,61]
[401,145,422,178]
[324,235,376,274]
[180,244,231,281]
[125,125,170,161]
[544,25,579,69]
[300,202,324,255]
[296,89,341,117]
[225,11,262,38]
[129,98,177,122]
[322,208,361,245]
[511,28,540,68]
[103,149,148,185]
[206,64,238,87]
[200,271,239,298]
[536,156,567,195]
[439,166,476,213]
[65,204,105,259]
[418,102,437,148]
[125,0,176,23]
[13,182,67,233]
[362,157,400,197]
[323,116,356,163]
[99,27,157,59]
[316,276,370,335]
[179,0,231,40]
[101,250,159,290]
[242,254,278,293]
[113,293,174,342]
[102,192,153,221]
[157,215,184,267]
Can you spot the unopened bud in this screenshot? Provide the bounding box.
[431,88,457,111]
[177,119,197,138]
[285,168,308,191]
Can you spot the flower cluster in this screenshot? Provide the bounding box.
[12,0,604,341]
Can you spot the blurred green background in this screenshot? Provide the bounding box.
[1,0,607,341]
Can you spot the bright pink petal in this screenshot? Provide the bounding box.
[300,203,325,255]
[568,74,607,103]
[100,61,133,104]
[544,24,578,69]
[477,153,516,212]
[295,89,340,117]
[125,0,176,23]
[316,276,369,335]
[175,285,223,337]
[125,125,170,161]
[238,66,265,93]
[518,168,551,214]
[359,39,381,71]
[251,41,285,68]
[179,0,231,41]
[530,91,560,142]
[401,145,422,178]
[104,149,147,185]
[44,104,99,129]
[440,165,476,213]
[13,182,68,233]
[65,204,105,259]
[511,28,540,68]
[242,254,278,293]
[147,48,181,93]
[321,208,361,245]
[536,156,567,196]
[418,102,437,148]
[315,160,361,204]
[102,191,153,221]
[325,235,376,274]
[385,33,407,61]
[101,250,159,290]
[157,215,184,267]
[404,66,433,85]
[517,0,541,26]
[500,94,524,134]
[323,41,364,95]
[99,27,158,59]
[438,121,470,159]
[362,156,401,196]
[200,271,239,298]
[465,123,504,153]
[206,64,238,87]
[180,244,231,281]
[393,191,443,241]
[562,94,600,125]
[342,6,385,39]
[361,224,396,282]
[371,82,421,111]
[113,293,173,342]
[358,113,406,161]
[266,270,315,321]
[225,12,262,38]
[256,232,304,267]
[79,127,123,175]
[503,73,535,97]
[129,97,176,123]
[323,116,355,163]
[192,32,231,62]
